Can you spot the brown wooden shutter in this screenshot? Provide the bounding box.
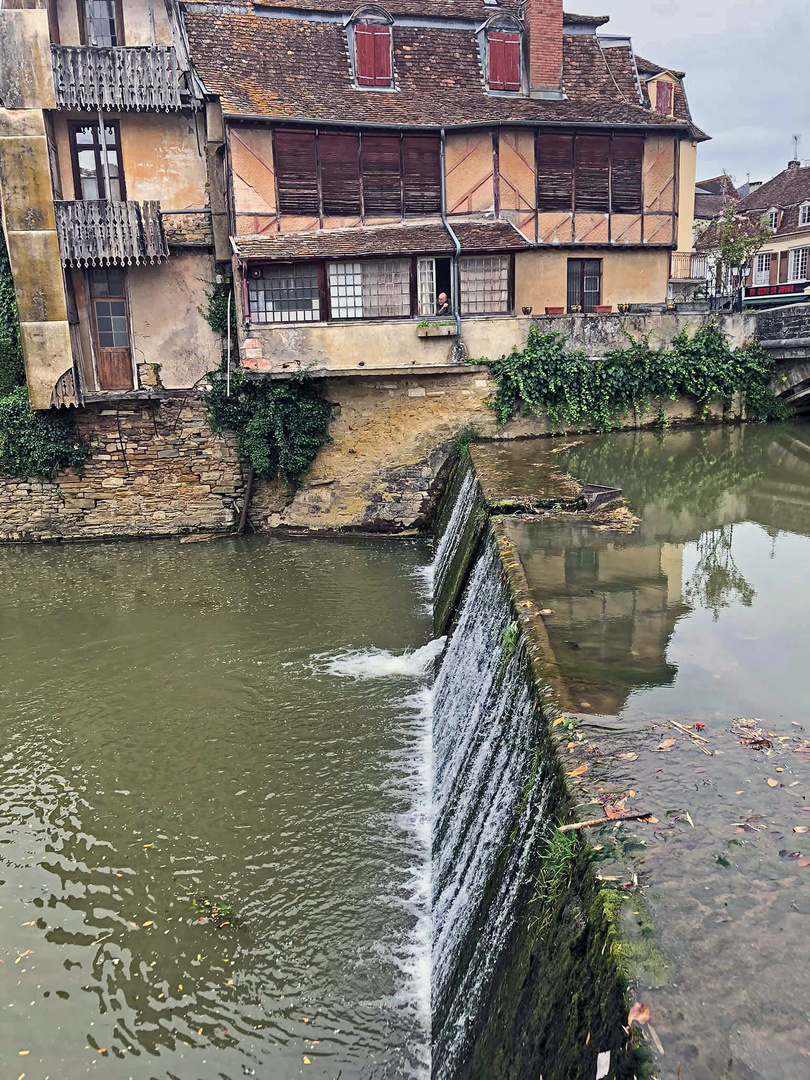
[488,32,520,91]
[769,254,779,285]
[656,81,673,115]
[402,134,442,214]
[275,129,319,215]
[361,134,402,215]
[537,133,573,211]
[780,251,790,283]
[574,135,610,213]
[319,132,361,215]
[373,25,392,86]
[356,24,391,87]
[610,135,644,214]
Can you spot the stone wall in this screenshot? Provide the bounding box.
[0,369,740,543]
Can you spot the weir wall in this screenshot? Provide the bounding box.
[0,368,741,543]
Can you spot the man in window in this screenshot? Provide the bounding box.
[437,292,451,317]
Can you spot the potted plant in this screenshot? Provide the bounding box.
[593,304,613,314]
[617,302,630,314]
[545,306,565,316]
[665,298,677,312]
[417,320,457,338]
[522,306,533,316]
[570,304,583,314]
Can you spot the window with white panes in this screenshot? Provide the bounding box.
[753,252,771,286]
[789,247,809,282]
[459,256,510,314]
[418,258,437,316]
[247,264,321,323]
[328,259,410,319]
[801,204,810,227]
[767,209,779,230]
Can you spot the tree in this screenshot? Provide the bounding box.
[714,208,773,310]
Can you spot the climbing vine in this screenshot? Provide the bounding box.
[0,232,92,480]
[473,323,790,432]
[204,366,332,486]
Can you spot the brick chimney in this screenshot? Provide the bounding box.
[525,0,564,98]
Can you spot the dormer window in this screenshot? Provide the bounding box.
[655,80,673,115]
[350,7,394,89]
[800,203,810,227]
[768,209,780,230]
[488,30,521,92]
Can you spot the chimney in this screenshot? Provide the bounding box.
[525,0,564,98]
[788,159,801,171]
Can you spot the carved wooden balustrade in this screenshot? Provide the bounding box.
[54,200,169,266]
[51,46,193,112]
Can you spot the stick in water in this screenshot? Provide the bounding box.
[558,812,654,833]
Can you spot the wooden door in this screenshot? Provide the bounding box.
[89,267,134,390]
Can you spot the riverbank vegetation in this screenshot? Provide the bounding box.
[473,323,790,432]
[0,233,91,480]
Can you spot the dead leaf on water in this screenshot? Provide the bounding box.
[553,717,565,728]
[798,857,810,868]
[303,1056,312,1065]
[627,1003,650,1027]
[568,765,588,777]
[767,778,779,787]
[794,826,810,834]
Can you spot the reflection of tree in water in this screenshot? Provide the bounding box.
[684,525,756,621]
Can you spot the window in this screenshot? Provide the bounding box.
[459,256,510,314]
[536,133,643,215]
[567,259,602,312]
[354,23,392,87]
[789,247,809,282]
[274,129,441,217]
[89,267,133,390]
[69,122,124,200]
[328,259,410,319]
[247,264,321,323]
[655,81,674,115]
[753,252,771,286]
[417,256,453,316]
[488,31,521,92]
[81,0,123,46]
[800,204,810,227]
[767,209,780,230]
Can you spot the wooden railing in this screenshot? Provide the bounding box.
[670,252,708,280]
[54,200,169,266]
[51,46,192,112]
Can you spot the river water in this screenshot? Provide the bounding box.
[0,536,435,1079]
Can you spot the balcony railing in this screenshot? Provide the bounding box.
[51,46,192,112]
[670,252,708,280]
[55,200,169,267]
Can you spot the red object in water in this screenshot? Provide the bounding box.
[694,723,706,730]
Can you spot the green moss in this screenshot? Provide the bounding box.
[593,888,669,988]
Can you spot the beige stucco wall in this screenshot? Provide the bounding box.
[53,111,208,209]
[677,140,697,254]
[54,0,172,47]
[127,253,221,388]
[515,247,670,311]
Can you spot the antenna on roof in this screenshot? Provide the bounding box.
[793,134,801,159]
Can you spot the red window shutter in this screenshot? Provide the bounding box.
[402,134,442,214]
[574,135,610,213]
[488,31,520,92]
[361,133,402,215]
[537,133,574,211]
[780,251,789,283]
[275,129,319,215]
[356,23,391,87]
[656,81,673,115]
[611,136,644,214]
[319,132,361,215]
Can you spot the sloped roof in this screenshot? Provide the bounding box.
[236,219,531,259]
[635,54,685,79]
[694,192,727,220]
[738,165,810,212]
[696,174,739,199]
[185,8,704,135]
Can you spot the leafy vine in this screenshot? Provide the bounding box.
[472,323,789,432]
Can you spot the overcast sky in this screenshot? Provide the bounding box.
[573,0,809,187]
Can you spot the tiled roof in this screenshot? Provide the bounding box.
[185,10,703,135]
[696,174,738,199]
[635,54,685,79]
[206,1,609,23]
[235,219,530,259]
[738,166,810,213]
[694,192,727,220]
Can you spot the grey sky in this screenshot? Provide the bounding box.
[573,0,809,188]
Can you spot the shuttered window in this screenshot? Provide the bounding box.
[319,133,361,216]
[655,81,674,115]
[611,136,644,214]
[567,259,602,313]
[402,135,442,214]
[488,31,521,92]
[275,130,319,215]
[362,134,402,215]
[355,23,392,87]
[574,136,610,213]
[537,133,574,211]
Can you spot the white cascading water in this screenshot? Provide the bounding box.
[425,468,478,600]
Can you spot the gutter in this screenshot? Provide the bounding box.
[440,128,463,340]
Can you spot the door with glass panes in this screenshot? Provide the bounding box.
[89,267,133,390]
[567,258,602,313]
[417,257,454,316]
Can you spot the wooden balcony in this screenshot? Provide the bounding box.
[55,200,169,267]
[670,252,708,281]
[51,45,195,112]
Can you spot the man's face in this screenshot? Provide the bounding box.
[438,293,448,304]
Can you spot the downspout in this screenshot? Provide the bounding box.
[440,128,463,340]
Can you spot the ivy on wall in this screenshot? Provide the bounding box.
[0,231,92,480]
[473,323,790,432]
[205,366,332,487]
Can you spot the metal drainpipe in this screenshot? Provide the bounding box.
[440,128,463,340]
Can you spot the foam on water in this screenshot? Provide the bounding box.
[324,637,446,680]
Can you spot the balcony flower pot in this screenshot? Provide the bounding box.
[417,321,457,338]
[545,306,565,315]
[593,305,613,314]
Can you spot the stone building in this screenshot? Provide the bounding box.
[1,0,707,406]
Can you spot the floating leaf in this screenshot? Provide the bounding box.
[659,738,676,749]
[553,717,565,728]
[798,856,810,868]
[568,765,588,777]
[303,1056,311,1065]
[795,826,810,835]
[627,1003,650,1027]
[767,778,779,787]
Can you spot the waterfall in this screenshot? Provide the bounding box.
[430,467,478,602]
[431,537,551,1078]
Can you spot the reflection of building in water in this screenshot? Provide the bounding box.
[511,522,687,716]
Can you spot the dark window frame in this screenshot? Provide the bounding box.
[567,258,602,313]
[68,119,125,201]
[77,0,125,47]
